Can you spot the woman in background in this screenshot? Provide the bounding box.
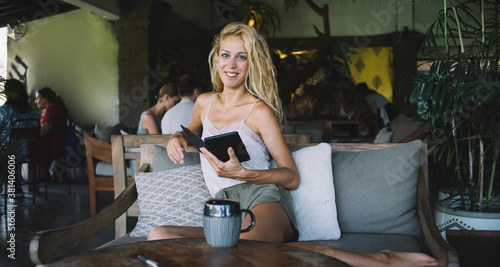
[148,22,439,267]
[34,87,68,174]
[137,83,180,135]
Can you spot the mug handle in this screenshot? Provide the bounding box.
[240,209,255,233]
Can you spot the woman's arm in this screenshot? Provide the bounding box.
[201,102,300,190]
[166,92,212,164]
[39,105,53,136]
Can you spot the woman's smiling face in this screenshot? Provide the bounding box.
[216,35,249,90]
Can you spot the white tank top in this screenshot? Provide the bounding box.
[201,93,271,196]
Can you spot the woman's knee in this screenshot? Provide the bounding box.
[147,226,166,241]
[240,203,294,243]
[148,225,204,241]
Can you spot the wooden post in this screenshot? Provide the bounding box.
[111,135,128,238]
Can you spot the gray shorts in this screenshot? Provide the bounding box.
[214,182,298,241]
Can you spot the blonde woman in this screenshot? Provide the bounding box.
[148,22,439,267]
[137,83,180,135]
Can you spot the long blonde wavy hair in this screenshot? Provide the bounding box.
[208,22,284,124]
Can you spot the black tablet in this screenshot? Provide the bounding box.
[181,125,250,162]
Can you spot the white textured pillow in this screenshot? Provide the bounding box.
[373,126,393,143]
[272,143,340,241]
[130,165,211,238]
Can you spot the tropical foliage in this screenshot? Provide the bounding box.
[408,0,500,212]
[234,1,281,37]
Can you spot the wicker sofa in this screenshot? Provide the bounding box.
[29,136,458,266]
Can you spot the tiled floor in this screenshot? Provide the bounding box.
[0,181,132,266]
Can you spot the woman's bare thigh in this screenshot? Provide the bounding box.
[148,225,204,241]
[148,202,294,243]
[240,202,295,243]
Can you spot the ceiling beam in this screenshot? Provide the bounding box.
[3,0,45,11]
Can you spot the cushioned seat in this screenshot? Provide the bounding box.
[95,161,135,177]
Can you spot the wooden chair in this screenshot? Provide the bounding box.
[5,118,40,207]
[110,134,172,237]
[83,132,133,215]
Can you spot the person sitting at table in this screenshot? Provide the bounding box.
[147,22,439,267]
[0,79,39,195]
[355,82,398,127]
[161,74,201,134]
[137,83,180,135]
[34,87,68,179]
[333,89,375,137]
[335,89,369,121]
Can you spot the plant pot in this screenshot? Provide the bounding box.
[438,188,463,200]
[434,199,500,240]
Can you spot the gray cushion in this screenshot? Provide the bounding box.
[390,115,425,143]
[95,161,135,177]
[332,140,422,237]
[130,165,212,238]
[152,145,200,172]
[310,233,421,254]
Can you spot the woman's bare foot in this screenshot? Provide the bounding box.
[288,243,440,267]
[373,250,441,267]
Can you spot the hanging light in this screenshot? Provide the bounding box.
[7,20,27,41]
[247,18,255,27]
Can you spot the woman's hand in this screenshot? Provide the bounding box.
[200,147,246,179]
[167,132,190,164]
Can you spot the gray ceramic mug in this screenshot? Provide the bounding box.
[203,199,255,248]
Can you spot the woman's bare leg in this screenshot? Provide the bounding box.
[147,204,439,267]
[147,226,204,241]
[147,202,294,242]
[288,242,441,267]
[240,202,295,243]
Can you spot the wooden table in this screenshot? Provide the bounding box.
[446,230,500,267]
[47,238,349,266]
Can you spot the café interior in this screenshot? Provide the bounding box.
[1,0,498,266]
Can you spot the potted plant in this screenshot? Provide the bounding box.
[408,0,500,237]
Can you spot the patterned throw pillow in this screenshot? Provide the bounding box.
[130,164,212,238]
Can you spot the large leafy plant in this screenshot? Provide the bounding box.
[408,0,500,212]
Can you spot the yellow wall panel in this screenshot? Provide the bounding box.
[347,47,393,102]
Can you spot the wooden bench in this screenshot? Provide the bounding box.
[29,137,458,266]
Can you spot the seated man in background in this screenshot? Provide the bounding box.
[161,74,200,134]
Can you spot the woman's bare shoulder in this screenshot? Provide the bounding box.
[142,111,154,119]
[253,100,276,119]
[247,101,280,134]
[196,91,217,106]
